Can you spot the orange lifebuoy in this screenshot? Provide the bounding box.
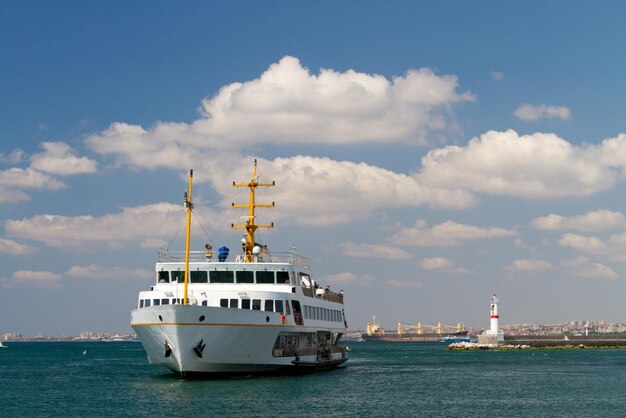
[281,313,286,324]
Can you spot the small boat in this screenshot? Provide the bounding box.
[0,341,7,348]
[438,330,471,343]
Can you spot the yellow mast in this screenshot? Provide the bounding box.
[183,169,193,305]
[231,159,275,262]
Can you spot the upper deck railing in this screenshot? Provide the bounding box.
[157,250,311,269]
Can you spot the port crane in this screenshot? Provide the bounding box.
[397,322,464,335]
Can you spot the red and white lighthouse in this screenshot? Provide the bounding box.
[479,293,504,343]
[489,294,500,334]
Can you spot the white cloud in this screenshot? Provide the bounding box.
[319,272,375,286]
[66,264,153,280]
[0,238,36,255]
[197,56,474,146]
[416,130,617,198]
[572,263,618,280]
[222,156,476,226]
[561,256,590,268]
[337,243,412,260]
[85,56,475,170]
[513,104,572,121]
[389,219,516,247]
[505,259,553,272]
[490,71,504,81]
[532,210,625,232]
[11,270,63,287]
[387,279,422,288]
[420,257,452,269]
[30,142,98,176]
[4,202,211,248]
[0,149,23,164]
[0,167,65,203]
[558,233,607,253]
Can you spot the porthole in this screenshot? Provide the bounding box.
[158,315,163,322]
[199,315,205,322]
[266,316,270,323]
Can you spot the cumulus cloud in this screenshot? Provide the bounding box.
[558,232,626,262]
[337,243,412,260]
[532,210,625,232]
[85,56,474,170]
[389,219,516,247]
[12,270,63,288]
[0,167,65,203]
[0,149,23,164]
[513,104,572,121]
[571,263,618,279]
[30,142,98,176]
[416,130,619,198]
[319,272,376,286]
[66,264,153,280]
[419,257,470,274]
[222,156,477,226]
[505,259,553,272]
[0,238,36,255]
[420,257,452,269]
[4,202,214,248]
[558,233,608,253]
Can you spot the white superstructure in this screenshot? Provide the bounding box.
[131,161,348,377]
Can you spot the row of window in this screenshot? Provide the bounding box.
[139,297,293,314]
[304,305,343,323]
[216,298,289,314]
[140,298,181,308]
[138,298,341,323]
[158,270,293,285]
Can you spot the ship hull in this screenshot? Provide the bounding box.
[132,305,347,377]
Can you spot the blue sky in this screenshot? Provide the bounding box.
[3,1,626,335]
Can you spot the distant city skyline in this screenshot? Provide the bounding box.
[3,2,626,335]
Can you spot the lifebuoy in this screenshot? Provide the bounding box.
[281,313,286,324]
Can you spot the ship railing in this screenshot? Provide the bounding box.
[157,251,311,268]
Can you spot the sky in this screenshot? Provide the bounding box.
[3,1,626,335]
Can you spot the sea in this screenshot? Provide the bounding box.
[2,340,626,417]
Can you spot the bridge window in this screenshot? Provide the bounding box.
[242,299,251,309]
[276,271,290,284]
[145,299,151,307]
[191,271,208,283]
[229,299,238,308]
[220,299,228,308]
[275,300,284,314]
[284,300,291,315]
[236,271,254,283]
[264,300,274,312]
[158,271,169,283]
[252,299,261,310]
[211,270,234,283]
[161,299,169,305]
[171,271,183,283]
[153,299,160,306]
[256,271,275,284]
[139,300,144,308]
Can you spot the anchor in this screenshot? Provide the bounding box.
[193,339,206,358]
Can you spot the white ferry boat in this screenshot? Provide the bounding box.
[131,160,348,377]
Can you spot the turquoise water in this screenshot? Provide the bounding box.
[2,341,626,417]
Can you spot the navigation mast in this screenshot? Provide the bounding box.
[231,159,275,262]
[183,169,193,305]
